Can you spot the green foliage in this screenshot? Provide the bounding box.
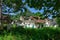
[56,17,60,27]
[34,12,42,17]
[26,0,60,10]
[1,27,60,40]
[34,12,45,19]
[2,0,60,17]
[10,13,20,20]
[3,0,23,12]
[12,24,17,28]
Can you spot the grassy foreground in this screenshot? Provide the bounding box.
[0,27,60,40]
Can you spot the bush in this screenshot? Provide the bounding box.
[0,27,60,40]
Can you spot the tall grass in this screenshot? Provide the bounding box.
[0,27,60,40]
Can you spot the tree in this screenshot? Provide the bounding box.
[22,8,34,16]
[56,17,60,27]
[2,0,60,26]
[0,0,3,27]
[34,12,45,19]
[26,0,60,17]
[3,0,26,12]
[26,0,60,26]
[3,0,60,16]
[10,13,21,20]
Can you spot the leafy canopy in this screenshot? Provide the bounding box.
[3,0,60,17]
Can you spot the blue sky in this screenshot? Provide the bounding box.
[22,0,44,13]
[25,4,44,13]
[28,7,44,13]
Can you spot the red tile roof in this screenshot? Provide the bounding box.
[35,20,45,23]
[29,16,45,23]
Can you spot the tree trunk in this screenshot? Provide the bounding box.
[0,0,4,30]
[0,0,2,26]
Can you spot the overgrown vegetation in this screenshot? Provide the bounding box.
[0,0,60,40]
[0,26,60,40]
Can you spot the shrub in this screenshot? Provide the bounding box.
[0,27,60,40]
